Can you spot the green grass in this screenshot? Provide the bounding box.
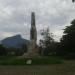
[0,56,63,65]
[31,57,63,65]
[0,60,75,75]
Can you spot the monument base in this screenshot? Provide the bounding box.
[23,40,39,58]
[23,52,39,58]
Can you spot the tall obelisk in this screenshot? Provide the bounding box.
[22,12,38,58]
[28,12,38,57]
[30,12,37,45]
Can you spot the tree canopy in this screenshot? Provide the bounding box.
[39,28,55,56]
[72,0,75,2]
[61,19,75,54]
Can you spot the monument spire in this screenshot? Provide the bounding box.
[27,12,38,57]
[23,12,38,58]
[31,12,35,27]
[30,12,37,43]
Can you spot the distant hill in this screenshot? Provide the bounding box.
[1,34,29,48]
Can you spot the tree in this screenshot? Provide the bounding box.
[0,44,7,56]
[60,19,75,55]
[72,0,75,2]
[22,43,28,53]
[39,28,54,56]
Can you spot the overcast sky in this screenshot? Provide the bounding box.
[0,0,75,42]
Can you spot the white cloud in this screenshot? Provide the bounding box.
[0,0,75,42]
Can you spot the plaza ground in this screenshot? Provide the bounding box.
[0,60,75,75]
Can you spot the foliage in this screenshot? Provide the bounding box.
[60,19,75,56]
[22,43,28,53]
[0,44,7,56]
[0,43,28,56]
[72,0,75,2]
[39,28,55,56]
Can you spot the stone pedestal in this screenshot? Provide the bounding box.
[28,40,38,56]
[23,40,38,58]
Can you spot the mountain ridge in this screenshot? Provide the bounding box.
[1,34,29,48]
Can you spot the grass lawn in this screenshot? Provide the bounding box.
[0,60,75,75]
[0,56,63,65]
[0,56,75,75]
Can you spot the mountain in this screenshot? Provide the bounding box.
[1,34,29,48]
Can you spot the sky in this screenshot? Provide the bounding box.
[0,0,75,42]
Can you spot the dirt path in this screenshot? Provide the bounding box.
[0,60,75,75]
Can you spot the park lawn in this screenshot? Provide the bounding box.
[0,56,75,75]
[0,60,75,75]
[0,56,63,65]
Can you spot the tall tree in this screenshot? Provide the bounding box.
[61,19,75,54]
[0,44,7,56]
[72,0,75,2]
[39,28,54,56]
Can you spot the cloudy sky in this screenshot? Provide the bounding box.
[0,0,75,42]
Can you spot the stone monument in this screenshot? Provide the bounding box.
[28,12,38,57]
[23,12,38,58]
